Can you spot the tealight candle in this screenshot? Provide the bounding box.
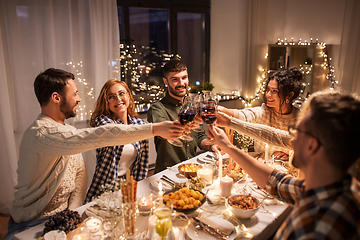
[138,196,153,211]
[220,176,233,197]
[72,227,91,240]
[84,217,102,233]
[197,167,214,185]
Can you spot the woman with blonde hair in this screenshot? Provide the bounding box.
[85,79,149,202]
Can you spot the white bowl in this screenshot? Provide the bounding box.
[225,194,260,218]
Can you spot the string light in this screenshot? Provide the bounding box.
[120,38,337,111]
[65,60,95,121]
[275,37,337,89]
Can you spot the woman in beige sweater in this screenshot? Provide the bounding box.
[218,67,303,161]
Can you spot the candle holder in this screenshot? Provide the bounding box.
[71,227,91,240]
[83,216,102,234]
[137,194,153,215]
[197,164,214,185]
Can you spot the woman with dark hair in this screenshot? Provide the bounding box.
[85,79,149,202]
[218,67,303,160]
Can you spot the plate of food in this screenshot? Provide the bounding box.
[197,154,217,164]
[178,163,202,178]
[163,187,206,214]
[222,165,246,183]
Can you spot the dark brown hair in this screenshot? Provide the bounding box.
[34,68,75,106]
[264,67,303,114]
[163,59,187,79]
[306,92,360,171]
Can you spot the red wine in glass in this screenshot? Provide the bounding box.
[201,113,217,125]
[201,105,217,125]
[178,110,196,125]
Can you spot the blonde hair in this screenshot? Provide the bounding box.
[90,79,138,127]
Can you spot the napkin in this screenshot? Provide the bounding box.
[199,215,234,236]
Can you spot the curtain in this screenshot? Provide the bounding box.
[0,0,120,214]
[338,0,360,94]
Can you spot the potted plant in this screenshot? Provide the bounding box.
[202,82,214,92]
[189,86,199,93]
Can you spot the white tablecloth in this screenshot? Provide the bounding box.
[14,152,292,240]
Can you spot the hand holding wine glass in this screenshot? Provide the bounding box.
[167,96,197,147]
[200,92,218,144]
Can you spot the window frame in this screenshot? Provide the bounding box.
[117,0,210,87]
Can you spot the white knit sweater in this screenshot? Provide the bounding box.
[11,114,153,223]
[232,103,299,154]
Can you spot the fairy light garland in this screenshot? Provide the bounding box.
[120,38,337,111]
[65,61,95,121]
[120,43,182,112]
[275,37,337,89]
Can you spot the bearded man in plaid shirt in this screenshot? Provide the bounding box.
[209,90,360,239]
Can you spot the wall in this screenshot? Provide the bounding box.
[210,0,346,101]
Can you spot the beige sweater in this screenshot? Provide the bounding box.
[11,114,153,223]
[232,103,298,154]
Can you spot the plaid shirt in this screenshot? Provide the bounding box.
[266,170,360,239]
[85,115,149,202]
[233,103,298,155]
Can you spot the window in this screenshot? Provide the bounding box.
[117,0,210,111]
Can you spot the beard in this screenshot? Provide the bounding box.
[168,84,187,98]
[60,97,77,119]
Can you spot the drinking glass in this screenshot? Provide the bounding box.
[150,198,174,240]
[200,92,218,144]
[168,95,197,147]
[192,94,204,132]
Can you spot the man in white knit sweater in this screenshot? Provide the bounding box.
[5,68,186,239]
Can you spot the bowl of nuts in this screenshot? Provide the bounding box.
[225,194,261,218]
[163,187,206,214]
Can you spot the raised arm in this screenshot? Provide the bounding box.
[216,111,293,149]
[208,125,273,188]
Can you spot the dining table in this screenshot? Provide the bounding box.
[14,151,293,240]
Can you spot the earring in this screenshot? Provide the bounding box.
[286,98,290,104]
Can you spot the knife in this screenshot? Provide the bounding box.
[192,217,228,239]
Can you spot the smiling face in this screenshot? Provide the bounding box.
[163,70,189,101]
[107,83,130,120]
[60,79,81,119]
[265,79,283,112]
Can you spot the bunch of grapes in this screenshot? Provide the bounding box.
[43,209,82,234]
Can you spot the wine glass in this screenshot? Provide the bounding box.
[200,92,218,144]
[192,94,205,132]
[167,95,197,147]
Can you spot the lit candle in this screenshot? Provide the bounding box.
[72,227,91,240]
[220,176,233,197]
[218,154,223,179]
[265,143,269,162]
[84,217,102,233]
[197,167,214,185]
[158,182,163,205]
[138,196,152,211]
